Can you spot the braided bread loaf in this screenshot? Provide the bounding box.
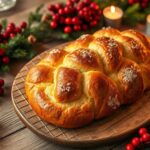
[25,28,150,128]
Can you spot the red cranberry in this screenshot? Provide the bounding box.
[79,10,84,17]
[7,22,15,29]
[64,7,71,14]
[50,21,57,29]
[142,133,150,142]
[140,137,143,143]
[9,33,15,38]
[2,56,10,64]
[72,17,80,24]
[66,0,74,6]
[95,15,100,21]
[128,0,135,5]
[93,4,99,10]
[0,49,4,56]
[83,0,91,4]
[83,11,88,17]
[71,0,79,3]
[58,8,64,15]
[83,7,89,12]
[90,20,97,26]
[131,137,140,147]
[126,144,135,150]
[139,128,148,136]
[73,25,80,31]
[85,16,92,22]
[55,3,62,10]
[0,79,4,87]
[20,21,27,29]
[77,4,84,10]
[2,32,9,39]
[64,26,72,33]
[65,17,72,25]
[48,4,56,11]
[15,27,21,33]
[6,26,14,34]
[59,17,65,24]
[90,2,99,9]
[52,14,60,21]
[141,2,148,8]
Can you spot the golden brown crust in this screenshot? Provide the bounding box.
[65,48,103,71]
[86,71,121,119]
[54,67,82,102]
[89,37,123,73]
[117,59,144,104]
[26,65,53,83]
[25,27,150,128]
[122,29,150,50]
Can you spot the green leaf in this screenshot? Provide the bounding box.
[26,50,36,59]
[0,65,9,73]
[36,3,44,13]
[28,4,43,26]
[5,34,34,59]
[12,49,27,58]
[0,43,7,49]
[125,3,140,15]
[144,6,150,14]
[1,19,7,30]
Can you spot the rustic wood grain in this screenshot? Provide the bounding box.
[0,128,112,150]
[0,81,25,139]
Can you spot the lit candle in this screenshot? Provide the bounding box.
[103,5,123,28]
[146,14,150,36]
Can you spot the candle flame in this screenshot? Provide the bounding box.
[110,6,116,13]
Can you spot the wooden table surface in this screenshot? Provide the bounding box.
[0,0,149,150]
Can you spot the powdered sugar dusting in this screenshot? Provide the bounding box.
[130,40,140,50]
[80,49,94,63]
[106,38,118,59]
[59,82,73,93]
[108,95,120,110]
[122,67,137,83]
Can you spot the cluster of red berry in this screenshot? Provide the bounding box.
[0,79,4,96]
[0,21,27,67]
[126,127,150,150]
[48,0,101,33]
[0,48,9,64]
[128,0,149,8]
[0,21,27,42]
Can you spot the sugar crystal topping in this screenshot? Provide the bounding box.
[107,95,120,110]
[130,40,140,50]
[80,50,93,62]
[106,38,118,59]
[122,67,137,83]
[59,82,73,93]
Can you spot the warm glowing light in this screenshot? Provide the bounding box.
[110,6,116,13]
[147,14,150,23]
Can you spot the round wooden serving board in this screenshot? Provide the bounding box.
[11,43,150,147]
